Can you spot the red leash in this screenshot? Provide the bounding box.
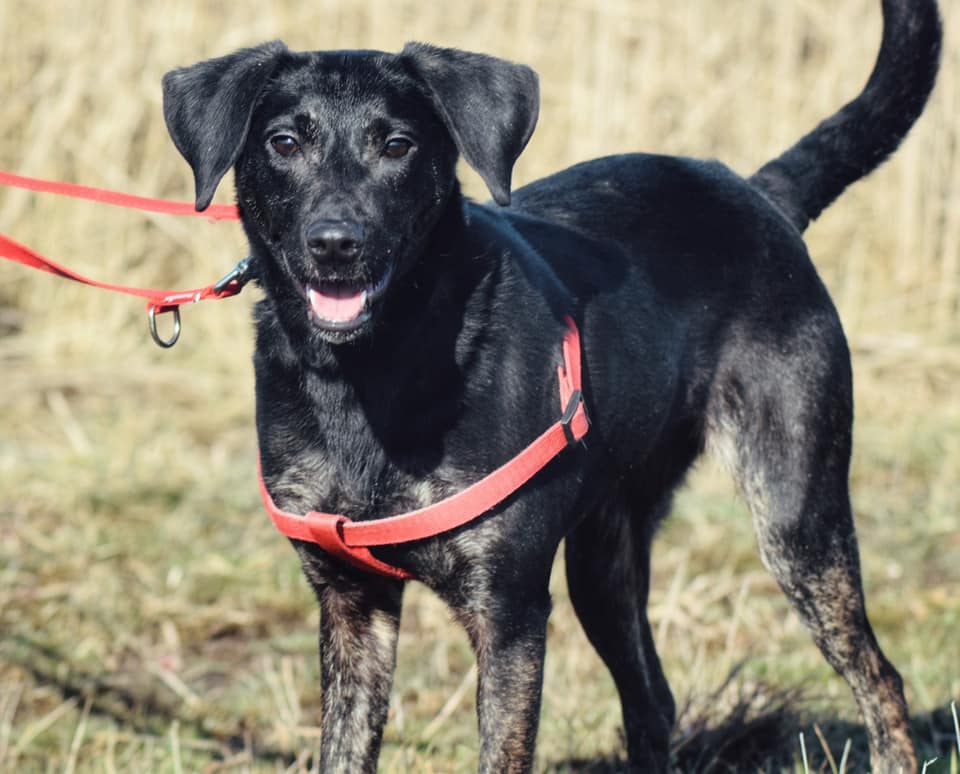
[258,316,590,580]
[2,169,591,580]
[0,170,238,219]
[0,170,245,347]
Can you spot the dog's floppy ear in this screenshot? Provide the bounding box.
[401,43,539,206]
[162,41,288,211]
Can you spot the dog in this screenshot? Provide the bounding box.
[161,1,941,771]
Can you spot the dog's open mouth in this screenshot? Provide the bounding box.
[303,264,394,332]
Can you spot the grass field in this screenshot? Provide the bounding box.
[1,0,958,771]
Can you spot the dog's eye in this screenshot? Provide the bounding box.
[270,135,301,157]
[383,137,413,159]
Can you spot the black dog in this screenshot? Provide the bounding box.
[161,1,941,771]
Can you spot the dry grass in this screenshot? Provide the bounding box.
[0,0,957,771]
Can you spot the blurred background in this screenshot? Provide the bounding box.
[0,0,957,771]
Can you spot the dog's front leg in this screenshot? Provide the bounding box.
[456,586,552,774]
[305,559,403,773]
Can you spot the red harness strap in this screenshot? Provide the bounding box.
[258,316,590,580]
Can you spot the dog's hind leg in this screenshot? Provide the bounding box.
[565,497,674,772]
[708,331,916,774]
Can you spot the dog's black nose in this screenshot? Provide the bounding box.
[305,220,364,263]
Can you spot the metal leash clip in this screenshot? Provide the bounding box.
[146,256,256,349]
[213,255,255,295]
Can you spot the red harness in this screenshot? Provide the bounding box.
[1,170,590,580]
[258,316,589,579]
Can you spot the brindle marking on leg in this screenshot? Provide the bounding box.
[296,553,404,774]
[474,614,549,774]
[705,355,917,774]
[446,584,551,774]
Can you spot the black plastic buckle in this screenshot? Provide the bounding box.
[560,389,583,445]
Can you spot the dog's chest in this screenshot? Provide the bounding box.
[272,448,444,521]
[260,368,461,522]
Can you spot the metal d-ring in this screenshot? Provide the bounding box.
[148,305,182,348]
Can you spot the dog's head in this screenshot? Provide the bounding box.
[162,42,538,344]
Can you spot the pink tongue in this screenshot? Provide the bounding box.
[308,284,365,322]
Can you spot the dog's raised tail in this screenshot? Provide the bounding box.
[749,0,941,232]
